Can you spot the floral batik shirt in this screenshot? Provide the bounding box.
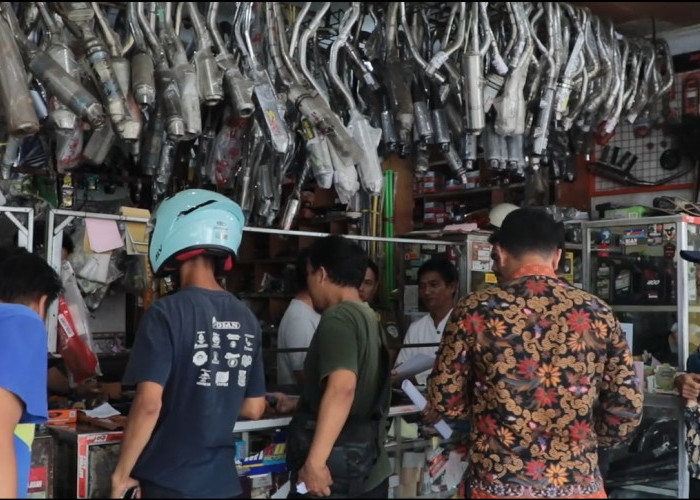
[427,266,643,498]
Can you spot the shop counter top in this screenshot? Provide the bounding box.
[233,404,421,433]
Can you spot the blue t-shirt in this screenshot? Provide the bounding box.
[123,287,265,497]
[0,304,48,498]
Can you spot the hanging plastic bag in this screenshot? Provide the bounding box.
[57,260,101,384]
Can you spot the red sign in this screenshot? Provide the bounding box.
[28,466,47,494]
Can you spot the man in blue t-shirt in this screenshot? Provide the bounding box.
[0,246,62,498]
[111,190,267,499]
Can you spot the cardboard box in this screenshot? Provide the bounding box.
[603,206,650,219]
[47,409,77,426]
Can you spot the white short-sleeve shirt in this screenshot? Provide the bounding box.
[394,309,453,385]
[276,299,321,385]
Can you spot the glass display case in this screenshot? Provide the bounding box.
[582,215,691,498]
[464,231,497,293]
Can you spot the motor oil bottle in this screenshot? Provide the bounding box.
[595,258,614,303]
[612,259,637,305]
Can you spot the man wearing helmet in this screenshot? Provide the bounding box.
[111,190,266,499]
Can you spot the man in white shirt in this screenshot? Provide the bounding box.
[277,247,321,386]
[394,256,458,385]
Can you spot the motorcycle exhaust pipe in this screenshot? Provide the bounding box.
[380,93,400,153]
[430,83,451,152]
[127,2,155,108]
[83,121,115,165]
[301,119,334,189]
[140,102,165,176]
[156,2,201,138]
[207,3,254,118]
[0,8,39,136]
[462,51,485,133]
[412,77,434,147]
[155,138,177,197]
[136,2,185,139]
[1,136,21,179]
[186,2,223,107]
[14,36,105,128]
[343,41,381,93]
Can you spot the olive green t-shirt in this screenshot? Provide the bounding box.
[298,300,392,492]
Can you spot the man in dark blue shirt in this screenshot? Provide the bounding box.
[111,190,266,498]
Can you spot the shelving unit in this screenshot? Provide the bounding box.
[582,215,696,499]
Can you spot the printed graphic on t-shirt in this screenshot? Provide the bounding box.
[215,371,229,387]
[225,352,240,368]
[193,351,208,366]
[212,317,240,330]
[242,355,252,368]
[243,334,254,352]
[227,333,240,349]
[193,316,256,389]
[196,369,211,387]
[194,331,208,349]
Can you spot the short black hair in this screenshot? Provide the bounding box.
[366,259,379,281]
[295,246,312,292]
[418,256,458,285]
[0,246,62,306]
[498,207,561,258]
[307,235,368,288]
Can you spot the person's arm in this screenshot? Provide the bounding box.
[299,369,357,496]
[594,319,644,447]
[425,302,471,421]
[111,382,163,497]
[240,397,266,419]
[0,387,22,498]
[47,366,71,396]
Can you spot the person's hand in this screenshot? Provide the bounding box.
[421,404,441,425]
[75,379,105,400]
[110,475,140,498]
[298,460,332,497]
[265,392,298,415]
[675,373,700,401]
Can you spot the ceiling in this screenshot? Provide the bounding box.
[571,2,700,37]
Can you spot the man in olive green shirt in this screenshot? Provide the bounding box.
[269,235,391,498]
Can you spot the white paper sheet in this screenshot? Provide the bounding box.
[394,353,436,380]
[82,402,121,418]
[401,380,453,439]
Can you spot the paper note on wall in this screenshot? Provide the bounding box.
[85,218,123,253]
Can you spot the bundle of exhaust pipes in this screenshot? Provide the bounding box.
[0,2,674,226]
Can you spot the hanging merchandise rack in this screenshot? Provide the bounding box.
[0,2,675,232]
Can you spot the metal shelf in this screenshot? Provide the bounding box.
[610,305,677,312]
[414,183,525,201]
[643,392,681,409]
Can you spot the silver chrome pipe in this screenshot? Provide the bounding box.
[156,1,202,138]
[207,2,254,118]
[186,2,223,106]
[127,2,156,108]
[137,2,185,139]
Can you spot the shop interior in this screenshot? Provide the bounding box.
[2,1,700,498]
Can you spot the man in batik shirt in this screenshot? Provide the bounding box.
[426,207,643,499]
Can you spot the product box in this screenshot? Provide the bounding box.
[603,206,650,219]
[47,409,77,426]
